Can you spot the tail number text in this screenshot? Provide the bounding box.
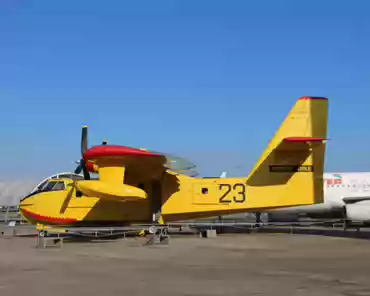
[219,183,246,203]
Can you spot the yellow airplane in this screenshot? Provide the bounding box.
[19,96,328,227]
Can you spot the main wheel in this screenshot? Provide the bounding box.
[148,226,157,234]
[39,230,47,237]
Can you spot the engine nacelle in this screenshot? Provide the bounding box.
[345,201,370,222]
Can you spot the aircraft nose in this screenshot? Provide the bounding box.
[19,195,35,209]
[19,198,36,223]
[19,202,34,208]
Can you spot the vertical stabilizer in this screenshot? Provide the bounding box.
[246,96,328,206]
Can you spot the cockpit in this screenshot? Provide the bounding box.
[20,179,70,202]
[30,173,85,194]
[20,172,85,202]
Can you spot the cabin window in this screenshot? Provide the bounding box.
[201,187,208,194]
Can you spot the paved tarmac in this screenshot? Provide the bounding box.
[1,231,370,296]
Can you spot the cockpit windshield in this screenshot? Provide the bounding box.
[39,180,66,192]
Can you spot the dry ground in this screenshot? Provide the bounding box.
[0,232,370,296]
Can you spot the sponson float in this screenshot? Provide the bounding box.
[20,96,329,227]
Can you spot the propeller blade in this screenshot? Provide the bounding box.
[74,163,82,175]
[81,125,88,155]
[60,184,75,214]
[80,159,91,180]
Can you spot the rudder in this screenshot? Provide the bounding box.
[246,96,328,208]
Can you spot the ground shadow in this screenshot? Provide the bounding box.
[212,225,370,240]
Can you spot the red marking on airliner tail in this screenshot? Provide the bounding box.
[325,179,343,186]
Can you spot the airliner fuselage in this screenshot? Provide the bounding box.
[266,172,370,222]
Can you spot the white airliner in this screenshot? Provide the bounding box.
[260,172,370,224]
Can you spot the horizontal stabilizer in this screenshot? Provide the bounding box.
[283,137,327,143]
[342,196,370,204]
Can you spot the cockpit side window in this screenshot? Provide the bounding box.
[43,181,57,191]
[41,181,66,192]
[52,181,65,191]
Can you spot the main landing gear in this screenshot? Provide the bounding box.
[143,225,170,245]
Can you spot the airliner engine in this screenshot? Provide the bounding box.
[345,201,370,223]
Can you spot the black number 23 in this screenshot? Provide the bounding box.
[219,183,246,203]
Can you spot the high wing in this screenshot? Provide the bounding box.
[74,126,198,177]
[83,146,198,180]
[69,126,197,202]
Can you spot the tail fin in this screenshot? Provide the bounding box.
[246,96,328,206]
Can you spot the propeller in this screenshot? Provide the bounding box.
[73,126,108,179]
[74,126,91,180]
[64,126,94,213]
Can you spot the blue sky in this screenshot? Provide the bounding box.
[1,0,370,180]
